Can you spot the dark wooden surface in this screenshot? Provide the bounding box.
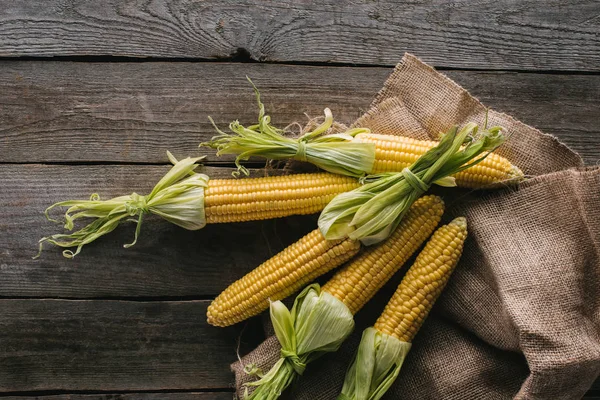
[0,300,232,391]
[0,1,599,398]
[0,0,599,71]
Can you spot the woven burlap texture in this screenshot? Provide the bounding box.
[232,54,600,399]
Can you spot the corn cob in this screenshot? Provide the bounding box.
[207,229,361,327]
[207,195,444,327]
[338,217,467,400]
[354,133,522,188]
[374,216,467,341]
[204,172,358,223]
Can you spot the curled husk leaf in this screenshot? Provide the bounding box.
[318,123,505,245]
[202,78,375,178]
[338,327,411,400]
[36,152,208,258]
[244,284,354,400]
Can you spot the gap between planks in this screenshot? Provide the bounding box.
[2,55,600,76]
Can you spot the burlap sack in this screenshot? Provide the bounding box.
[232,54,600,399]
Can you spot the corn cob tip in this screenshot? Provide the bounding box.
[508,164,525,181]
[449,216,467,229]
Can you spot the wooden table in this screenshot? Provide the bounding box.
[1,1,599,398]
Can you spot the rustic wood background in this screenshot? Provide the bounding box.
[1,1,599,398]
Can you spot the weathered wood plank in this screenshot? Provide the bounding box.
[0,0,599,71]
[0,62,380,164]
[0,62,599,165]
[0,296,597,397]
[0,294,597,395]
[0,299,249,391]
[2,393,233,400]
[0,164,316,298]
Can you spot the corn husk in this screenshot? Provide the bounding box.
[243,284,354,400]
[36,152,208,258]
[318,124,505,245]
[202,79,375,178]
[338,327,411,400]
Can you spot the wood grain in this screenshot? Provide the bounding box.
[0,299,249,391]
[0,62,382,165]
[1,62,599,165]
[2,394,233,400]
[0,1,599,71]
[0,164,317,298]
[0,289,597,395]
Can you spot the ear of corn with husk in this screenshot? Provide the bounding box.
[239,195,444,399]
[37,153,358,258]
[318,124,502,245]
[338,217,467,400]
[203,82,523,188]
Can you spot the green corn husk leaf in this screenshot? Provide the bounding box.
[244,284,355,400]
[36,152,208,259]
[318,124,505,245]
[338,327,412,400]
[202,78,375,178]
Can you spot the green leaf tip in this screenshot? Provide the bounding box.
[201,78,376,178]
[36,152,208,259]
[338,327,411,400]
[243,284,354,399]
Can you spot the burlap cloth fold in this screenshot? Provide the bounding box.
[232,54,600,399]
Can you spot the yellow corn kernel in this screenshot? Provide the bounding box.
[374,217,467,342]
[204,173,359,223]
[322,195,445,315]
[207,229,360,327]
[354,133,523,188]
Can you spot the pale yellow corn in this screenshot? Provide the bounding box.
[354,133,523,188]
[207,229,361,327]
[374,217,467,342]
[322,195,445,315]
[204,173,359,223]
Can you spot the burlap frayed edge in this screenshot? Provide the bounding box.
[484,166,600,196]
[374,53,584,167]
